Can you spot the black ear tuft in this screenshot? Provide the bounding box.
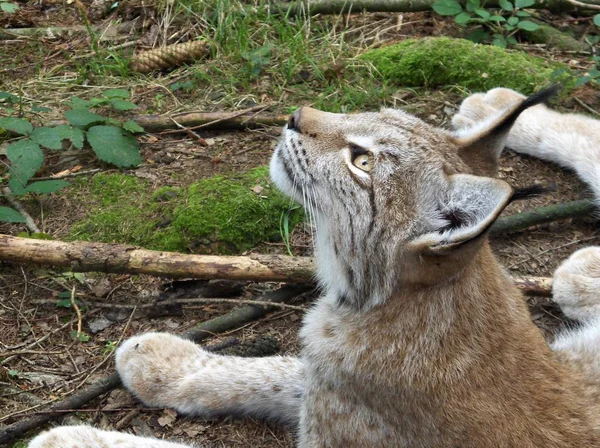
[493,85,560,136]
[510,184,551,203]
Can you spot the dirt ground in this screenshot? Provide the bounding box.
[1,3,600,448]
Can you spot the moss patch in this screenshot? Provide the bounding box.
[361,37,571,94]
[69,167,302,254]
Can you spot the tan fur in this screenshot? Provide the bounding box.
[29,92,600,447]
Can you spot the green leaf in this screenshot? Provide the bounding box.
[70,330,90,342]
[504,24,516,31]
[0,91,19,104]
[1,2,18,13]
[575,76,592,87]
[499,0,513,10]
[55,124,85,149]
[474,9,490,19]
[0,117,33,135]
[455,12,472,24]
[516,10,531,16]
[103,88,129,99]
[8,369,19,378]
[110,99,137,111]
[515,0,535,7]
[32,105,52,113]
[30,126,65,150]
[122,119,145,134]
[588,69,600,78]
[432,0,462,15]
[6,140,44,192]
[25,180,70,194]
[67,97,93,109]
[0,206,25,223]
[493,34,508,48]
[517,20,539,31]
[465,0,480,12]
[56,298,72,308]
[489,15,506,21]
[64,109,107,128]
[594,14,600,27]
[87,125,141,167]
[466,27,489,43]
[507,35,518,45]
[507,16,519,26]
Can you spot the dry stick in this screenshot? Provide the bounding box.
[0,233,558,296]
[167,116,208,145]
[563,0,600,10]
[1,187,40,233]
[0,234,315,282]
[31,297,307,311]
[274,0,597,14]
[134,111,289,133]
[490,199,595,236]
[0,284,309,446]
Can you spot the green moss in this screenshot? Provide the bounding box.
[361,37,572,94]
[69,168,302,254]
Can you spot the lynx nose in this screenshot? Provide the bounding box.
[287,108,303,133]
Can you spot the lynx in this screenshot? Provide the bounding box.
[30,88,600,447]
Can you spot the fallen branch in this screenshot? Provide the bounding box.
[0,284,308,445]
[46,111,289,133]
[0,234,553,295]
[0,22,138,41]
[274,0,597,15]
[136,111,289,132]
[490,199,595,236]
[0,234,315,282]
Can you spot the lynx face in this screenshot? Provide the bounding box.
[271,91,554,308]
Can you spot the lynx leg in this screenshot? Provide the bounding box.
[551,248,600,391]
[116,332,304,424]
[29,425,192,448]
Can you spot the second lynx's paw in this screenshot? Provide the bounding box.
[452,88,526,130]
[116,332,206,410]
[553,247,600,322]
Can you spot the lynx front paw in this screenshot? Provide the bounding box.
[29,425,191,448]
[452,88,526,130]
[116,332,207,410]
[553,247,600,322]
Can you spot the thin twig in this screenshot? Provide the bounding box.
[74,305,137,390]
[0,310,100,363]
[574,97,600,117]
[31,168,105,182]
[509,235,600,269]
[563,0,600,10]
[70,286,83,339]
[167,116,208,145]
[164,103,276,134]
[1,187,40,233]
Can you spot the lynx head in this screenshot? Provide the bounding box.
[270,88,555,310]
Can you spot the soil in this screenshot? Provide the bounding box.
[1,4,600,448]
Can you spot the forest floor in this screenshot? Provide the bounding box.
[0,1,599,447]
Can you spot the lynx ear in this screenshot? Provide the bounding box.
[410,174,512,255]
[454,86,558,176]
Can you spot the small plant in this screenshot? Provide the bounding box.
[102,340,118,355]
[0,0,19,13]
[70,330,90,342]
[574,14,600,87]
[0,89,144,224]
[433,0,540,48]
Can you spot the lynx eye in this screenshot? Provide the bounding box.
[353,154,372,172]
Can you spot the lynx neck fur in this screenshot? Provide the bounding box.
[30,88,600,447]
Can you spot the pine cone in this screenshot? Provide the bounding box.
[131,40,209,73]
